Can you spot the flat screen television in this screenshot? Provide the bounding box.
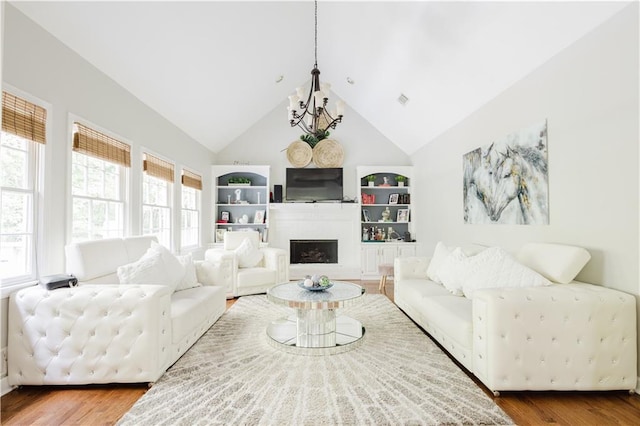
[285,168,343,202]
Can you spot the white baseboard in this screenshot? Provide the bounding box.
[1,376,15,396]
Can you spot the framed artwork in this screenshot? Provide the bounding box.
[362,209,371,222]
[254,210,265,224]
[463,120,548,225]
[388,193,399,204]
[215,228,227,243]
[220,211,230,222]
[397,208,410,222]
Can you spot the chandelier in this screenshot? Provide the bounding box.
[287,0,344,146]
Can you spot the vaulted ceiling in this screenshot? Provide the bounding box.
[10,1,630,155]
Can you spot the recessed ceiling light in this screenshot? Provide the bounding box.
[346,77,355,85]
[398,93,409,105]
[275,75,284,83]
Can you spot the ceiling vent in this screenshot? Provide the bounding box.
[397,93,409,106]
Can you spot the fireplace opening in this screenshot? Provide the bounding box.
[290,239,338,264]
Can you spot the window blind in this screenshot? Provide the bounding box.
[73,122,131,167]
[182,169,202,190]
[2,91,47,144]
[143,153,175,183]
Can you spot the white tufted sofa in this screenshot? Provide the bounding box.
[394,242,637,395]
[8,236,228,386]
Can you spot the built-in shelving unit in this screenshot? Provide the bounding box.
[212,165,270,243]
[356,166,416,279]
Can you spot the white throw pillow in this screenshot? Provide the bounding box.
[149,241,185,288]
[462,247,551,299]
[436,247,467,296]
[426,242,450,283]
[175,254,202,291]
[235,237,263,268]
[117,252,171,287]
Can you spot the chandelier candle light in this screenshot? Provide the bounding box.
[288,0,345,147]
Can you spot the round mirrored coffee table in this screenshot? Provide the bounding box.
[266,281,365,355]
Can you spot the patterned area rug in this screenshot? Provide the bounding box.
[118,295,512,425]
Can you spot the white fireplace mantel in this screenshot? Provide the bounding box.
[269,203,360,279]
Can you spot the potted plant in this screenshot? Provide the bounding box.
[365,175,376,187]
[395,175,407,187]
[228,176,251,186]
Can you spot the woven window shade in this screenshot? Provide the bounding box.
[73,122,131,167]
[2,91,47,144]
[182,169,202,190]
[143,153,174,183]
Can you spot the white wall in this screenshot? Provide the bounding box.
[412,3,639,370]
[1,4,215,368]
[214,96,411,200]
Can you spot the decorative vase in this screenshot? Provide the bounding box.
[398,182,404,187]
[368,182,375,187]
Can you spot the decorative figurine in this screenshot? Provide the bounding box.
[381,207,391,221]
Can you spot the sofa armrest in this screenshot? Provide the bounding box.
[8,284,172,385]
[262,247,289,284]
[204,249,239,297]
[394,256,431,282]
[472,283,637,392]
[195,257,234,287]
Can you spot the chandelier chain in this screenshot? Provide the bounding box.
[287,0,344,145]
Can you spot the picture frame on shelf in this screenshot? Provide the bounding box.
[254,210,265,224]
[388,193,399,205]
[397,208,410,222]
[220,211,230,222]
[215,228,227,243]
[362,209,371,222]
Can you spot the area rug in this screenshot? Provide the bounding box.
[118,295,512,425]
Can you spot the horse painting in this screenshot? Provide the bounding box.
[463,121,549,225]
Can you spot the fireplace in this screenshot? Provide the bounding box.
[290,239,338,264]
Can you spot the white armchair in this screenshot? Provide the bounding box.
[205,231,289,298]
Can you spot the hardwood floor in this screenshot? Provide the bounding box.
[3,280,640,425]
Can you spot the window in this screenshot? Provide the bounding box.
[1,91,47,284]
[71,122,129,241]
[181,169,202,249]
[142,153,173,248]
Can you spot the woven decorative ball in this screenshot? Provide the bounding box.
[312,139,344,168]
[286,140,313,168]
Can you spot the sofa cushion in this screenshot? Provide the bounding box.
[436,247,467,296]
[235,237,264,268]
[123,236,158,262]
[516,242,591,284]
[66,238,129,281]
[149,241,185,288]
[421,295,473,350]
[117,252,175,289]
[395,278,451,302]
[237,267,276,288]
[171,286,220,344]
[426,242,450,283]
[175,254,202,291]
[462,247,551,298]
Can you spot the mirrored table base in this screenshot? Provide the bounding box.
[267,312,365,356]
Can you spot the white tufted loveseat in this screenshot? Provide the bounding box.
[8,236,228,386]
[394,242,637,395]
